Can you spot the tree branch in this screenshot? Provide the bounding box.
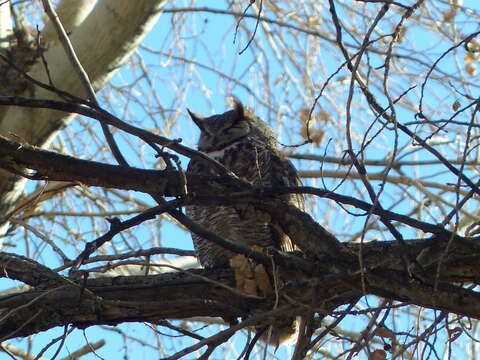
[2,239,480,341]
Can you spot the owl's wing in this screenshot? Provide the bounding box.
[268,151,305,212]
[186,157,209,176]
[259,150,304,252]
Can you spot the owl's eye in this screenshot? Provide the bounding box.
[226,118,249,132]
[225,121,240,131]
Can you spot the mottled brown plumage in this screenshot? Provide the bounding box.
[186,99,304,346]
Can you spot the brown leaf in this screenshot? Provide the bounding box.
[370,349,387,360]
[317,110,331,122]
[464,52,476,65]
[443,9,457,22]
[466,40,480,53]
[452,100,461,111]
[299,108,311,123]
[374,327,395,340]
[466,63,477,76]
[299,109,324,146]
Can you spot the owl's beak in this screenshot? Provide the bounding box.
[187,109,205,131]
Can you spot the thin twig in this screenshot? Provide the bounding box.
[41,0,127,166]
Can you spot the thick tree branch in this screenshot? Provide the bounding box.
[0,135,240,196]
[0,135,446,237]
[2,240,480,340]
[0,96,236,178]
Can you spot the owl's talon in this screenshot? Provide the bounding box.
[254,263,273,295]
[229,253,272,297]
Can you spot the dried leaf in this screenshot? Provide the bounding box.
[442,9,457,22]
[299,108,311,123]
[466,40,480,53]
[394,27,407,43]
[310,130,324,146]
[464,52,476,65]
[466,63,477,76]
[299,109,324,146]
[452,100,461,111]
[370,349,387,360]
[374,327,395,340]
[318,110,331,122]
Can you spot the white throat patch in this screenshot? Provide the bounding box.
[205,143,238,160]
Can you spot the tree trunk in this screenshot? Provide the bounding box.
[0,0,167,234]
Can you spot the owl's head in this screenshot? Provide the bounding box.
[188,99,276,153]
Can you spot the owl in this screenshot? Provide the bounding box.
[186,99,304,346]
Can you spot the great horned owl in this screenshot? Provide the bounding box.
[186,99,304,346]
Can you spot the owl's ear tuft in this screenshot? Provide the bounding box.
[231,97,244,122]
[187,109,205,131]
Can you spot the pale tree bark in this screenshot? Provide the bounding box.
[0,3,13,50]
[0,0,167,234]
[40,0,97,43]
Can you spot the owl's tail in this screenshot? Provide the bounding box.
[229,254,304,348]
[258,315,302,349]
